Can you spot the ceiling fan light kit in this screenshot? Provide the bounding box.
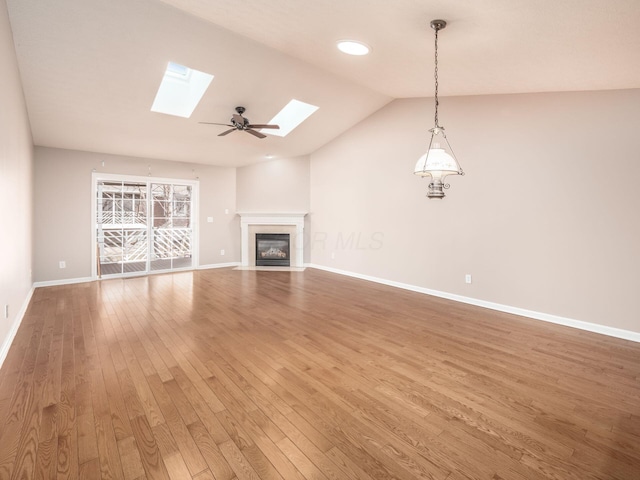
[414,19,464,199]
[199,106,280,139]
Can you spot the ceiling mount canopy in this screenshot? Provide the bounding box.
[430,19,447,31]
[414,19,464,199]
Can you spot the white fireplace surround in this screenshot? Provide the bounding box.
[239,213,307,267]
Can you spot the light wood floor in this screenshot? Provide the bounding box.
[0,268,639,479]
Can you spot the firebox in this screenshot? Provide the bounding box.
[255,233,291,266]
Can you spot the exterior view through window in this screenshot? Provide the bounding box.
[95,179,194,277]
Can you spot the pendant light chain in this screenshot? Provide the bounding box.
[434,25,440,128]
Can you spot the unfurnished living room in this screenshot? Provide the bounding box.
[1,0,639,479]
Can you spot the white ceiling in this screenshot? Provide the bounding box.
[7,0,640,167]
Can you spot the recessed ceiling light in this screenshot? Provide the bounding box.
[265,154,274,159]
[262,99,319,137]
[151,62,213,118]
[337,40,370,56]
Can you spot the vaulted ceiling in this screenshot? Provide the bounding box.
[7,0,640,167]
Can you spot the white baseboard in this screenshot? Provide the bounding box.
[33,276,94,288]
[306,263,640,343]
[0,286,35,370]
[197,262,240,270]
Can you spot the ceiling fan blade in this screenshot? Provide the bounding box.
[200,122,234,127]
[232,114,244,124]
[247,124,280,129]
[245,129,266,139]
[218,128,236,137]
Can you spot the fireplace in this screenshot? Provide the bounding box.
[238,213,306,267]
[255,233,291,266]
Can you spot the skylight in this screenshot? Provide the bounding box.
[166,62,189,77]
[151,62,213,118]
[262,99,319,137]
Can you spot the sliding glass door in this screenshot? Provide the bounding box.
[94,175,197,278]
[150,183,193,271]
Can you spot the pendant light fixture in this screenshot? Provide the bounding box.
[414,19,463,199]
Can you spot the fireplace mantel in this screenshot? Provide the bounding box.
[238,213,307,267]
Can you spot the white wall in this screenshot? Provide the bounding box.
[310,90,640,334]
[0,0,34,365]
[33,147,239,282]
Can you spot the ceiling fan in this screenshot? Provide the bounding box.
[199,106,279,139]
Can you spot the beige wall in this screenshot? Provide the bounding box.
[236,156,310,213]
[237,155,311,262]
[34,147,239,282]
[0,0,33,361]
[310,90,640,333]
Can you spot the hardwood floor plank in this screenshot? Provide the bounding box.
[56,433,78,479]
[225,357,334,453]
[41,316,64,408]
[249,402,352,480]
[94,412,126,480]
[218,439,261,480]
[276,437,328,480]
[77,411,99,465]
[117,367,147,420]
[78,457,101,479]
[237,443,285,480]
[212,346,295,418]
[146,374,208,476]
[192,469,223,480]
[187,420,236,480]
[0,305,58,479]
[117,435,146,480]
[34,436,57,480]
[151,422,178,458]
[163,451,192,480]
[216,409,255,451]
[91,309,136,444]
[163,378,200,426]
[127,313,175,383]
[111,317,166,428]
[169,367,230,445]
[324,446,377,480]
[130,414,171,480]
[0,269,638,479]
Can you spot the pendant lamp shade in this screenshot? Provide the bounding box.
[414,129,462,178]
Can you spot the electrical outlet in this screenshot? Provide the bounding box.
[59,261,66,269]
[220,249,225,256]
[207,217,213,223]
[224,209,229,215]
[465,274,472,284]
[331,251,336,260]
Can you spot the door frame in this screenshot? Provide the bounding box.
[91,172,199,280]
